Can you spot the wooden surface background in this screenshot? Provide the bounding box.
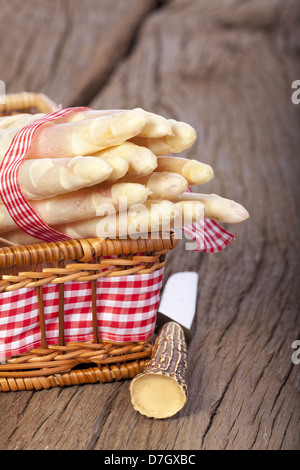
[0,0,299,450]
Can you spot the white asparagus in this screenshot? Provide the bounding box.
[0,111,196,160]
[18,156,113,200]
[60,199,180,239]
[93,142,157,175]
[0,113,45,130]
[133,108,173,138]
[173,200,204,228]
[0,110,127,182]
[0,182,150,233]
[0,198,206,244]
[120,171,188,200]
[130,119,197,155]
[155,156,214,185]
[65,107,173,138]
[0,192,247,243]
[0,114,44,161]
[25,111,149,159]
[63,109,119,122]
[95,155,129,182]
[0,106,249,251]
[0,200,179,243]
[174,192,249,223]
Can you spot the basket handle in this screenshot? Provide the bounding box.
[0,92,59,114]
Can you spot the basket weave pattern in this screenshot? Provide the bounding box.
[0,94,177,391]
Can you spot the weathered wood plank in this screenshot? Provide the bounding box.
[0,0,158,106]
[89,0,300,451]
[0,0,299,451]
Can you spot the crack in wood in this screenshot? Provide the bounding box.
[85,384,123,450]
[250,356,274,397]
[3,391,34,443]
[270,363,295,416]
[279,410,295,450]
[201,363,241,449]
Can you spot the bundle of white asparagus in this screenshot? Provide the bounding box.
[0,108,249,246]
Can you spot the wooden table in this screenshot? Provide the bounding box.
[0,0,299,450]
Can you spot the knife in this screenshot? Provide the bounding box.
[130,271,198,419]
[155,271,198,343]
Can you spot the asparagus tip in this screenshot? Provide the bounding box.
[189,162,214,185]
[109,111,149,140]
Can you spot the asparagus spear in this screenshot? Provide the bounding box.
[18,156,113,200]
[131,119,197,155]
[95,155,129,182]
[25,111,149,159]
[174,192,249,223]
[0,200,179,243]
[133,108,173,138]
[173,200,204,228]
[76,199,180,239]
[155,156,214,185]
[65,107,173,138]
[0,182,150,233]
[0,114,45,161]
[93,142,157,175]
[120,171,188,200]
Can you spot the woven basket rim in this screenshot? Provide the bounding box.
[0,91,59,114]
[0,234,178,267]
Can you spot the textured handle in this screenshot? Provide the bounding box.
[130,322,188,419]
[155,311,193,344]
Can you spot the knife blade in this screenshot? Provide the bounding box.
[155,271,198,343]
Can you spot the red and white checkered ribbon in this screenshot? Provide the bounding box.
[182,218,235,253]
[0,107,89,242]
[0,267,164,358]
[182,187,235,252]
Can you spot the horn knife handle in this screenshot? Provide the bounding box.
[130,321,188,419]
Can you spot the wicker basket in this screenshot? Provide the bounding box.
[0,93,178,392]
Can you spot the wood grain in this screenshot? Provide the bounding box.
[0,0,300,451]
[0,0,157,106]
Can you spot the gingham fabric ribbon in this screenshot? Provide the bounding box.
[0,268,164,358]
[182,218,235,253]
[182,187,235,253]
[0,107,89,243]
